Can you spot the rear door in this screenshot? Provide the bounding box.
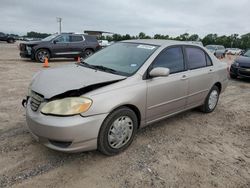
[184,46,214,108]
[146,46,188,123]
[68,34,86,57]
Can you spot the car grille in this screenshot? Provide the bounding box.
[30,91,44,111]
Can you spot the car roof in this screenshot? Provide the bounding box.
[122,39,202,47]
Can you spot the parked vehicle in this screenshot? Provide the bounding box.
[98,40,110,48]
[22,40,228,155]
[0,32,16,43]
[187,41,203,46]
[205,45,226,58]
[230,49,250,79]
[226,48,242,55]
[19,33,101,63]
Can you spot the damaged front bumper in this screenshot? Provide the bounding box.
[25,99,108,153]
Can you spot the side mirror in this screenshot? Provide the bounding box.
[149,67,170,78]
[53,40,58,44]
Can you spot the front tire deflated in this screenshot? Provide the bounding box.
[98,107,138,156]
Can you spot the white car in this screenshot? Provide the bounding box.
[226,48,242,55]
[98,40,110,48]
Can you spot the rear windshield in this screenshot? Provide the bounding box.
[244,50,250,57]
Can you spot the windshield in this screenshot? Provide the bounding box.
[206,45,216,50]
[244,50,250,57]
[217,46,225,50]
[41,34,58,41]
[83,42,158,76]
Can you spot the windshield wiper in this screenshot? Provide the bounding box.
[79,62,127,76]
[92,65,119,74]
[78,61,96,69]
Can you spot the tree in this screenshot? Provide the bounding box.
[26,31,50,38]
[188,34,199,41]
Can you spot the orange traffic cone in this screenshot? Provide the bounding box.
[77,56,81,63]
[43,57,49,68]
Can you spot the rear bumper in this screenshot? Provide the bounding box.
[26,100,108,153]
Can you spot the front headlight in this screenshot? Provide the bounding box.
[233,61,239,67]
[41,97,92,116]
[26,46,32,55]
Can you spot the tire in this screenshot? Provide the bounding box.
[98,107,138,156]
[200,85,220,113]
[7,38,14,43]
[84,49,94,58]
[35,49,50,63]
[230,73,237,79]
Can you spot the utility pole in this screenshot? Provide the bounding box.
[56,17,62,34]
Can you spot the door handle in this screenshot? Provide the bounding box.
[208,69,214,74]
[181,75,188,80]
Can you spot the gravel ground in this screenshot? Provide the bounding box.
[0,42,249,188]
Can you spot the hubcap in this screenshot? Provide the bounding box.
[208,90,218,110]
[108,116,133,149]
[38,51,49,62]
[85,50,93,57]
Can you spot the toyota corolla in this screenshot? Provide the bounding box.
[23,40,228,155]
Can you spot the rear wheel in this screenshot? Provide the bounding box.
[35,49,50,63]
[84,49,94,58]
[7,38,14,43]
[200,85,220,113]
[98,107,138,155]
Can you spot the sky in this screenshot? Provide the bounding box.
[0,0,250,37]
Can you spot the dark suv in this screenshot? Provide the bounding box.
[19,33,101,62]
[0,32,16,43]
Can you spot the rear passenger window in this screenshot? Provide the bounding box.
[153,47,185,74]
[70,35,83,42]
[206,55,212,66]
[186,47,207,69]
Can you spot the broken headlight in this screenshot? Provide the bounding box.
[41,97,92,116]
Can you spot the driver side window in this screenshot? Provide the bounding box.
[153,47,185,74]
[55,35,70,43]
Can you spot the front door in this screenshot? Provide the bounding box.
[51,34,71,57]
[146,46,188,123]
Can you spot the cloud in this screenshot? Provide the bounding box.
[0,0,249,37]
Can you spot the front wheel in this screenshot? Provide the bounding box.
[98,107,138,155]
[7,38,15,43]
[200,85,220,113]
[35,49,50,63]
[230,73,237,79]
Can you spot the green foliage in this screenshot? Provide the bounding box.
[23,31,250,50]
[25,31,51,38]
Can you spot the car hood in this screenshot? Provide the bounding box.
[235,56,250,67]
[31,64,126,99]
[21,41,45,46]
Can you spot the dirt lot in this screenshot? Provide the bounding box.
[0,42,249,188]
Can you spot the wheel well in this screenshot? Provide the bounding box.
[214,82,222,93]
[85,48,94,52]
[112,104,141,129]
[35,48,51,56]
